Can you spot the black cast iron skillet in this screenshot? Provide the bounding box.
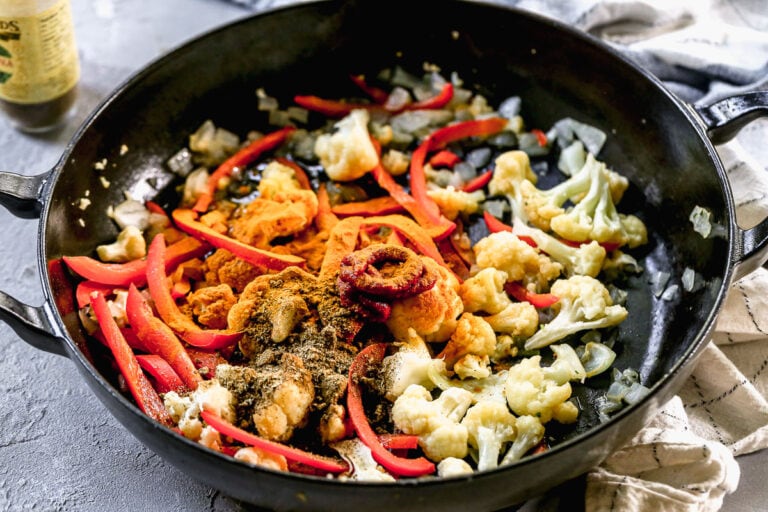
[1,1,767,510]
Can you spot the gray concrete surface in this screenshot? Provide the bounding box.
[0,1,764,511]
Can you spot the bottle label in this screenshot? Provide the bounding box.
[0,0,79,104]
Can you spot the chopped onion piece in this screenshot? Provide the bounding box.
[661,284,679,301]
[257,94,279,112]
[518,132,549,157]
[454,162,477,182]
[682,268,695,291]
[166,148,194,177]
[623,382,651,405]
[650,271,670,297]
[557,140,586,176]
[466,147,492,169]
[605,381,629,402]
[286,106,309,124]
[689,205,712,238]
[579,342,616,378]
[482,199,507,219]
[498,96,521,119]
[553,118,607,155]
[384,86,411,111]
[109,198,151,231]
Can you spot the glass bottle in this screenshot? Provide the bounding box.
[0,0,79,133]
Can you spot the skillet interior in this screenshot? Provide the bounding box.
[40,0,732,510]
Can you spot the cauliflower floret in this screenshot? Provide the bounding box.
[461,400,517,471]
[234,447,289,472]
[549,154,647,248]
[473,231,562,287]
[521,150,631,232]
[381,148,410,176]
[500,415,545,465]
[314,109,379,181]
[198,425,223,451]
[513,221,606,278]
[96,225,146,263]
[391,384,473,461]
[216,355,314,442]
[504,356,579,424]
[488,150,537,198]
[524,275,628,351]
[484,301,539,338]
[187,284,237,330]
[258,160,306,199]
[164,379,236,440]
[437,457,474,477]
[379,328,436,401]
[426,186,485,220]
[437,313,496,376]
[459,268,512,314]
[386,257,464,342]
[453,354,492,380]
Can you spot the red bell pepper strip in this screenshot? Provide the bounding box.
[90,291,172,425]
[200,410,349,474]
[126,283,203,389]
[349,74,390,104]
[172,209,306,271]
[274,157,312,190]
[193,126,296,212]
[428,150,461,169]
[483,210,513,233]
[461,169,494,193]
[347,343,435,477]
[379,433,420,451]
[437,239,470,282]
[145,200,168,217]
[406,82,453,111]
[428,117,508,149]
[93,325,149,353]
[315,183,340,233]
[504,281,559,308]
[331,196,405,217]
[145,234,243,350]
[76,281,115,308]
[186,348,227,376]
[482,211,537,248]
[62,236,210,287]
[135,354,186,394]
[293,95,377,118]
[360,215,445,266]
[531,128,548,147]
[370,164,456,241]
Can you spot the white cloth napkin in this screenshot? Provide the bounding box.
[224,1,768,509]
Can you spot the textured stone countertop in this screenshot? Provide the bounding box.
[0,1,765,511]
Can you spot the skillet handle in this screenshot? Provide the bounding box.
[0,169,68,356]
[694,92,768,280]
[694,91,768,145]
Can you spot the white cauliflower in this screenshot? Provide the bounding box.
[391,384,473,461]
[96,225,146,263]
[488,150,538,199]
[524,275,628,351]
[504,356,578,424]
[543,343,587,385]
[499,415,545,465]
[459,268,512,314]
[437,313,496,380]
[437,457,474,477]
[164,379,236,440]
[426,186,485,220]
[379,328,436,401]
[461,400,517,471]
[484,302,539,338]
[234,447,289,472]
[258,160,305,198]
[386,257,464,343]
[314,109,379,181]
[472,231,562,287]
